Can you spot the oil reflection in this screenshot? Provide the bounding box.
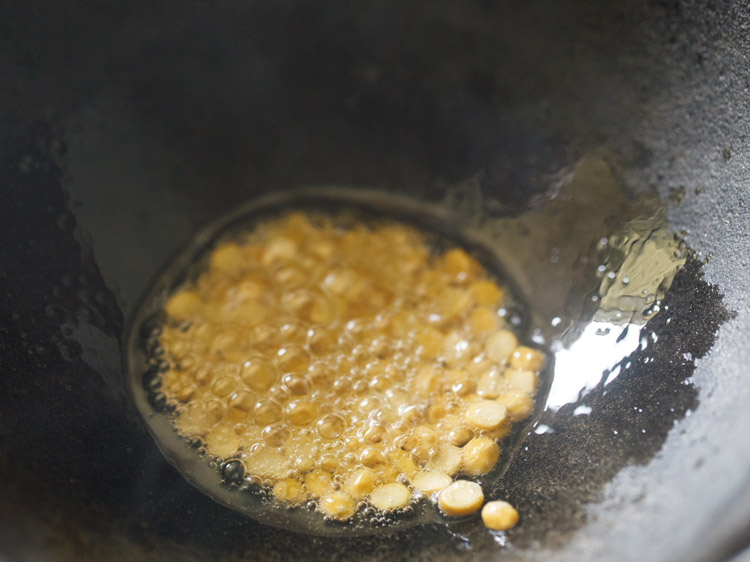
[545,321,642,411]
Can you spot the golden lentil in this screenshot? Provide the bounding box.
[156,212,544,521]
[438,480,485,516]
[481,500,519,531]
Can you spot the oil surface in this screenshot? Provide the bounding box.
[126,152,711,542]
[469,153,688,413]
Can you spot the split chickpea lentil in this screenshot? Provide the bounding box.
[157,212,543,527]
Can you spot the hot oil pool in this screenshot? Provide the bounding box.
[126,155,698,541]
[126,188,553,536]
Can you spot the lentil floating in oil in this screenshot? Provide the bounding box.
[481,500,520,531]
[156,212,544,522]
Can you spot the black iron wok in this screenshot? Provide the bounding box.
[1,1,749,561]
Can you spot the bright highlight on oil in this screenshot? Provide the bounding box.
[149,211,544,526]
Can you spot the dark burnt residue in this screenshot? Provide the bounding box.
[483,256,731,549]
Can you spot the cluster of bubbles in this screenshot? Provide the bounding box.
[141,212,543,521]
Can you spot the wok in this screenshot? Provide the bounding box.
[1,1,749,561]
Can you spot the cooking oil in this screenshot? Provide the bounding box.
[126,151,695,539]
